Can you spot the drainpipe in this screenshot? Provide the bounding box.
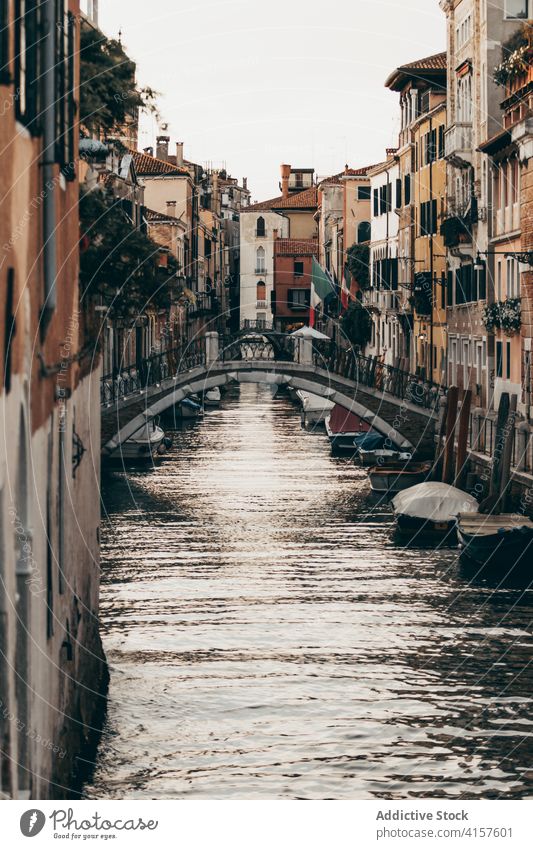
[41,0,57,337]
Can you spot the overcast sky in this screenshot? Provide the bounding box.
[99,0,445,201]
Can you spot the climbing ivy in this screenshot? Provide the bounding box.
[346,243,370,291]
[79,22,159,136]
[341,299,373,349]
[79,188,177,320]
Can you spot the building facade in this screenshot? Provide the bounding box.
[440,0,523,405]
[0,0,105,798]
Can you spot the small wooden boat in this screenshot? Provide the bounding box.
[325,405,371,454]
[296,390,334,425]
[359,449,411,467]
[368,460,432,495]
[457,512,533,567]
[393,482,478,538]
[204,387,221,407]
[179,396,204,418]
[117,421,171,461]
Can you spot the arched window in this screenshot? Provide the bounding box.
[256,216,265,237]
[256,281,266,303]
[256,246,266,273]
[357,221,371,243]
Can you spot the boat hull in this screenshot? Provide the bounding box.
[369,464,431,494]
[396,513,456,539]
[457,526,533,567]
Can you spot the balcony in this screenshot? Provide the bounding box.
[444,123,473,166]
[189,291,220,318]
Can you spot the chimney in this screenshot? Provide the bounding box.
[166,201,177,217]
[280,164,291,199]
[156,135,170,161]
[143,146,154,157]
[176,142,184,167]
[243,177,248,191]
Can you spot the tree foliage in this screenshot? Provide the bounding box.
[79,23,159,136]
[79,189,176,320]
[341,300,373,349]
[346,243,370,291]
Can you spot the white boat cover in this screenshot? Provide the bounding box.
[296,391,334,413]
[392,482,479,521]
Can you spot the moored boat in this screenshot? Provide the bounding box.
[296,390,334,426]
[325,405,371,454]
[368,460,431,494]
[457,512,533,567]
[359,449,411,467]
[116,421,171,461]
[204,387,221,407]
[393,482,478,538]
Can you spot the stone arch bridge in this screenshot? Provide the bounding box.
[100,332,446,459]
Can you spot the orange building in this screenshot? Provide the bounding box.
[0,1,105,798]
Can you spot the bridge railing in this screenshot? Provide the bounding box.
[312,343,446,411]
[100,339,205,405]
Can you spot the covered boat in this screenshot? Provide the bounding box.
[117,421,171,461]
[204,387,221,407]
[325,405,371,454]
[393,482,478,538]
[457,512,533,568]
[179,396,203,418]
[296,390,334,425]
[368,460,432,495]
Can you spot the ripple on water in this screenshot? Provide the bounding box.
[85,384,533,800]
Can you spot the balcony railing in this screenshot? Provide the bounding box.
[444,123,473,166]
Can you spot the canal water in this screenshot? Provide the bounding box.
[84,383,533,800]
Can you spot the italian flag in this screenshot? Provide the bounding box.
[310,257,336,327]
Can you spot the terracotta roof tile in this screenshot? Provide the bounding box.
[144,208,180,223]
[343,164,380,177]
[245,185,318,212]
[386,51,447,90]
[131,149,189,177]
[399,51,447,72]
[275,239,318,256]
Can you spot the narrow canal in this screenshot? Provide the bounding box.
[84,383,533,800]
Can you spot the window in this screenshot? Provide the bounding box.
[455,264,475,304]
[505,0,529,18]
[256,281,266,303]
[506,341,511,380]
[3,269,15,394]
[496,341,503,378]
[288,289,310,309]
[420,199,438,236]
[373,189,379,217]
[15,1,40,130]
[358,185,371,201]
[294,261,304,278]
[438,125,445,159]
[54,4,77,175]
[357,221,371,243]
[255,246,265,273]
[404,174,411,206]
[1,0,10,82]
[256,216,266,237]
[395,178,402,209]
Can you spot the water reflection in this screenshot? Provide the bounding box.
[84,384,533,800]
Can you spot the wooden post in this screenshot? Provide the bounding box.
[480,392,510,514]
[442,385,459,484]
[432,393,448,481]
[454,389,472,490]
[498,393,518,514]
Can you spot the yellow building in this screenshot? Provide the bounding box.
[386,53,448,383]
